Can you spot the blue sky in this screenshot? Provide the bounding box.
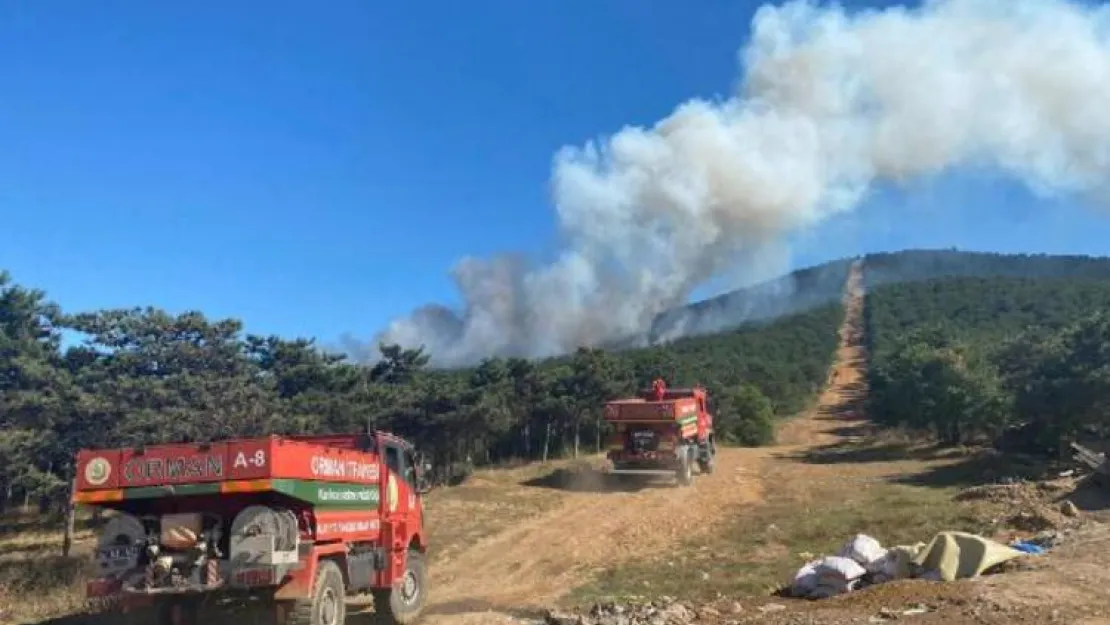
[4,0,1110,347]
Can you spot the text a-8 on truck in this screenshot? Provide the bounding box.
[72,431,432,625]
[603,378,716,486]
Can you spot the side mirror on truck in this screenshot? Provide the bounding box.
[414,459,434,494]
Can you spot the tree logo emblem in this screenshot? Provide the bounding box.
[85,458,111,486]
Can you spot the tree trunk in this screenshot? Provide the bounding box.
[523,421,531,459]
[38,463,55,515]
[573,420,581,458]
[62,477,77,557]
[595,416,602,453]
[542,420,552,463]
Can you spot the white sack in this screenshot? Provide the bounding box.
[791,560,821,596]
[837,534,887,568]
[816,555,867,579]
[813,555,867,595]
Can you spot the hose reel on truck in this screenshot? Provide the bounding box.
[229,505,300,587]
[95,513,149,577]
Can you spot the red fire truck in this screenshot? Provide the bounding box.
[603,378,716,486]
[72,430,431,625]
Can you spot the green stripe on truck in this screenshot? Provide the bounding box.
[123,483,222,499]
[118,479,381,508]
[275,480,381,508]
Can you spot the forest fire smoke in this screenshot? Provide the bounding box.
[374,0,1110,367]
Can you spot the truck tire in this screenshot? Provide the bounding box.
[698,452,715,475]
[286,559,347,625]
[372,549,427,625]
[676,448,693,486]
[697,439,715,475]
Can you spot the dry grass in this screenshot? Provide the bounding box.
[423,459,582,564]
[566,468,993,605]
[572,487,973,602]
[0,510,95,625]
[0,557,89,625]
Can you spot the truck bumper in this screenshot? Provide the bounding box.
[607,450,682,474]
[607,467,678,476]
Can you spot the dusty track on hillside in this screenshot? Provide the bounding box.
[417,261,870,625]
[422,441,767,621]
[777,258,867,450]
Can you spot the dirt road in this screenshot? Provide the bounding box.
[421,429,773,622]
[416,261,872,624]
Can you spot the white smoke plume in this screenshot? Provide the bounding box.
[374,0,1110,367]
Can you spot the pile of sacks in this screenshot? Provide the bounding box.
[789,531,1029,599]
[790,534,918,598]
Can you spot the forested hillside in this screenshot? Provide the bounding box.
[864,249,1110,288]
[643,249,1110,346]
[866,276,1110,356]
[866,273,1110,452]
[644,259,853,343]
[0,269,841,512]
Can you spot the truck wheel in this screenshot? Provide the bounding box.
[698,452,715,475]
[676,449,693,486]
[698,440,715,475]
[372,549,427,625]
[286,559,347,625]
